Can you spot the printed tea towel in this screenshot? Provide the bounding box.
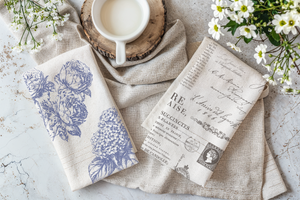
[141,37,267,187]
[22,45,138,191]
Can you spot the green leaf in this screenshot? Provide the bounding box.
[223,20,245,36]
[244,37,252,44]
[224,19,238,28]
[267,33,280,46]
[271,29,280,41]
[228,24,239,35]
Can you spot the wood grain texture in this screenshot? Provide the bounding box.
[80,0,166,61]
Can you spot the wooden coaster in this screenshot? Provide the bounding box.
[80,0,167,61]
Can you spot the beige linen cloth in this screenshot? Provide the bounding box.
[0,0,287,199]
[22,45,139,191]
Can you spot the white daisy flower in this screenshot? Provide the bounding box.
[234,0,254,18]
[239,25,257,38]
[283,12,299,34]
[211,1,226,20]
[290,0,300,8]
[226,42,242,52]
[208,18,224,40]
[272,14,288,33]
[254,44,267,64]
[230,0,240,10]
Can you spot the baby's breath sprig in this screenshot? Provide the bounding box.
[209,0,300,95]
[3,0,70,54]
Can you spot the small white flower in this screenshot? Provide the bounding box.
[263,74,277,86]
[27,12,36,21]
[208,18,224,40]
[226,42,242,52]
[275,67,284,75]
[239,25,257,38]
[60,13,70,26]
[226,10,244,24]
[262,74,270,79]
[254,44,267,64]
[292,89,299,94]
[262,64,271,72]
[272,14,288,33]
[211,1,227,20]
[29,39,44,54]
[281,86,292,93]
[12,44,25,53]
[285,76,293,85]
[234,0,254,18]
[49,32,63,41]
[52,0,64,6]
[10,22,25,32]
[45,2,54,9]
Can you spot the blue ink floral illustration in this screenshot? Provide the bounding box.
[23,60,93,142]
[88,107,138,183]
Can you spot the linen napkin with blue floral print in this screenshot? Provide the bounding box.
[22,45,138,191]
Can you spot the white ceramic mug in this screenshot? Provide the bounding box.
[92,0,150,65]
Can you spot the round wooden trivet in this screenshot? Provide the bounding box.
[80,0,167,61]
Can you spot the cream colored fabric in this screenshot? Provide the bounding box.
[141,37,268,187]
[0,0,286,199]
[22,45,139,191]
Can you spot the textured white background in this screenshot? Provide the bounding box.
[0,0,299,199]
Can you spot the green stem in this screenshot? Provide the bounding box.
[256,5,281,11]
[21,0,36,46]
[235,37,242,45]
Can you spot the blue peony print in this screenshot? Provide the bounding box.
[23,68,55,99]
[23,60,93,141]
[88,107,138,183]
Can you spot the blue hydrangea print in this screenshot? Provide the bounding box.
[88,107,138,183]
[23,60,93,142]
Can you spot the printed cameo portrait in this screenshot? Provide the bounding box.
[203,149,219,164]
[197,142,223,171]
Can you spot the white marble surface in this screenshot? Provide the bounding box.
[0,0,299,199]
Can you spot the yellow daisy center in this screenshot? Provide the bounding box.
[289,19,295,26]
[241,5,248,12]
[217,6,222,12]
[279,20,286,26]
[245,28,250,33]
[214,24,219,32]
[258,51,263,58]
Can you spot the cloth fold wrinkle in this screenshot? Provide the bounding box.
[0,0,287,199]
[89,20,188,85]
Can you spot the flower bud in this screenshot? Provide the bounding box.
[269,54,273,57]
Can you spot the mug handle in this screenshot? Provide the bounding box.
[116,41,126,65]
